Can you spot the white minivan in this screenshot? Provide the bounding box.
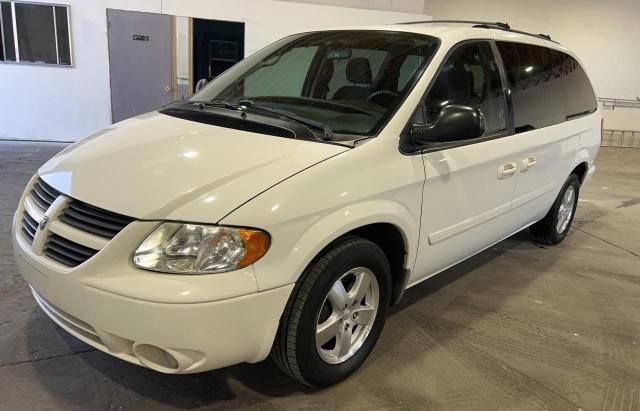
[13,21,600,387]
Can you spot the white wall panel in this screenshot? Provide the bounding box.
[275,0,425,14]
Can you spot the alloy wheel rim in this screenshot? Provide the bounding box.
[556,185,576,234]
[315,267,379,364]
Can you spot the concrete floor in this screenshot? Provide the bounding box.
[1,141,639,410]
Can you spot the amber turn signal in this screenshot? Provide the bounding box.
[238,229,271,268]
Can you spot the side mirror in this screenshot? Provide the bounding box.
[411,105,485,144]
[194,78,208,93]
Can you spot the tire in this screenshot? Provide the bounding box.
[530,174,580,245]
[271,237,391,387]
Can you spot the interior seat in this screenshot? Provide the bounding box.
[332,57,373,100]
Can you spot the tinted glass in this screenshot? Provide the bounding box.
[398,55,424,91]
[497,42,596,132]
[192,31,439,137]
[15,3,57,64]
[1,2,15,61]
[244,46,318,97]
[425,42,506,136]
[54,6,71,65]
[497,42,567,132]
[327,48,388,99]
[557,51,597,118]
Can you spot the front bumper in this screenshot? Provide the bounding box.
[12,215,293,373]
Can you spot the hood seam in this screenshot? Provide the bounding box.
[216,149,350,224]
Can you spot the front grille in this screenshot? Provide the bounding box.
[21,212,38,244]
[60,200,133,239]
[43,233,99,267]
[20,176,135,268]
[30,178,59,211]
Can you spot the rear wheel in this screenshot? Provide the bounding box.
[271,237,391,387]
[530,174,580,245]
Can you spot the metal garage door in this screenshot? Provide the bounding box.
[107,9,173,123]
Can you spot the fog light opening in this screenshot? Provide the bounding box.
[133,343,180,373]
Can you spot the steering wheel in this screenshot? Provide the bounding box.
[367,90,398,106]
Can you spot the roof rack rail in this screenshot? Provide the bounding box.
[400,20,510,29]
[475,25,557,43]
[398,20,558,44]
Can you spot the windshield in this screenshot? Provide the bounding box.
[189,30,439,139]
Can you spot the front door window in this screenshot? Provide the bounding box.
[424,42,507,137]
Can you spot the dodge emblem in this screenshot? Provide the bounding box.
[38,216,50,231]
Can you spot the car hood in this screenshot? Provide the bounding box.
[39,112,349,222]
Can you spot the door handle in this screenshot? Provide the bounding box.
[164,86,171,93]
[521,156,537,171]
[498,162,518,179]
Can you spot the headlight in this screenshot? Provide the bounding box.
[132,223,270,274]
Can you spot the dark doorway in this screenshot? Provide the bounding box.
[193,19,244,89]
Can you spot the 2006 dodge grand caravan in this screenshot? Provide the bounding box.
[13,21,600,387]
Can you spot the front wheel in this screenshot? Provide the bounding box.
[530,174,580,245]
[271,237,391,387]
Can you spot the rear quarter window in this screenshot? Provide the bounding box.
[554,51,598,118]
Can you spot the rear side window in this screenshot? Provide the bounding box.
[497,42,597,133]
[496,42,565,132]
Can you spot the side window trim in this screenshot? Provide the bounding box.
[489,40,515,135]
[400,39,513,155]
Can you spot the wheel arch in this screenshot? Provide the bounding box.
[283,201,418,306]
[571,146,592,184]
[308,222,411,306]
[349,223,410,306]
[571,161,589,184]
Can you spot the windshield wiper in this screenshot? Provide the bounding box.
[191,100,242,110]
[237,99,334,141]
[188,99,334,141]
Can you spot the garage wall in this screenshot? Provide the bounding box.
[423,0,640,130]
[276,0,425,14]
[161,0,426,56]
[0,0,159,142]
[0,0,428,141]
